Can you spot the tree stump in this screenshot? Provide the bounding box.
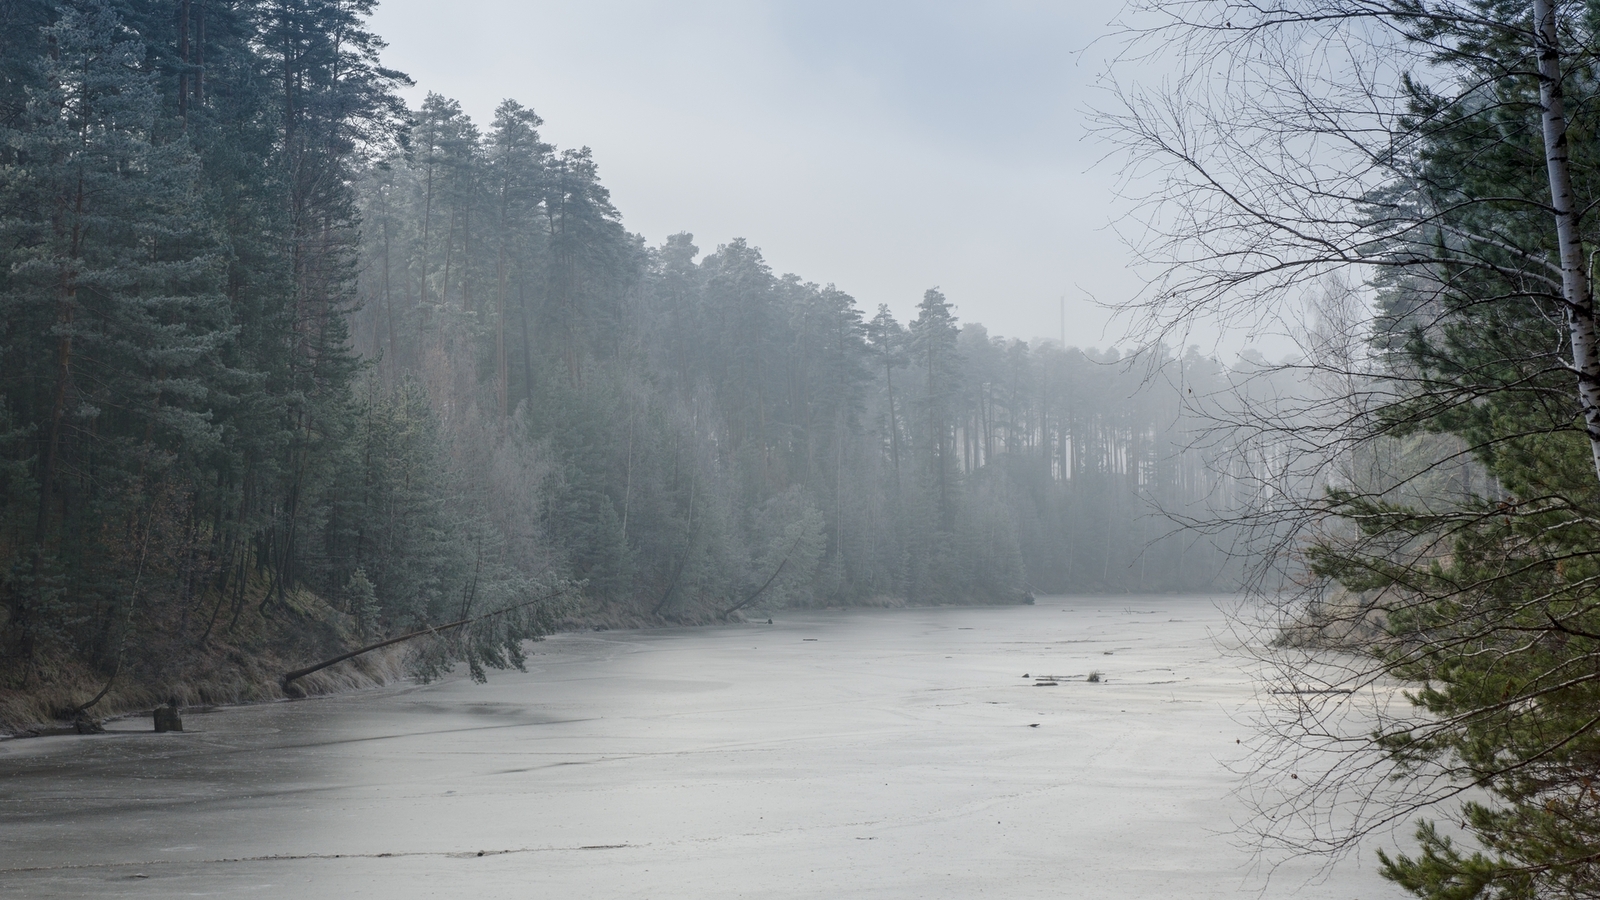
[153,705,183,732]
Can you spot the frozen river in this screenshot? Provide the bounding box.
[0,597,1402,898]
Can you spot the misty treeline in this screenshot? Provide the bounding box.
[0,0,1247,705]
[349,89,1256,617]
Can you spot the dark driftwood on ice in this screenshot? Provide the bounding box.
[1268,688,1355,695]
[280,588,567,692]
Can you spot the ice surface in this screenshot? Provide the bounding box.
[0,598,1404,898]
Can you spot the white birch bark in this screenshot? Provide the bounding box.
[1533,0,1600,483]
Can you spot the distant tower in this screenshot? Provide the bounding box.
[1059,295,1066,346]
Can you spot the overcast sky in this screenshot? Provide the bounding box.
[368,1,1139,348]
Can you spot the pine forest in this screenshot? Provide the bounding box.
[0,0,1251,717]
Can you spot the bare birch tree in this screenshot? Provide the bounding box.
[1107,1,1600,895]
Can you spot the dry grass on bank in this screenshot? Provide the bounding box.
[0,573,412,735]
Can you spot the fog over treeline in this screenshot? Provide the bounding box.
[347,90,1259,614]
[0,0,1259,706]
[21,3,1600,897]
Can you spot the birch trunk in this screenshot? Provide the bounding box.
[1533,0,1600,483]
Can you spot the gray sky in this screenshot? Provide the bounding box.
[368,0,1135,347]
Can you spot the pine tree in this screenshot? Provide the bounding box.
[486,99,550,416]
[0,0,229,675]
[910,288,961,532]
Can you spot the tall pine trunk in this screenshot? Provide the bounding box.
[495,174,510,417]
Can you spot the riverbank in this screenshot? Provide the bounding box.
[0,635,414,739]
[1,590,1039,736]
[0,576,410,736]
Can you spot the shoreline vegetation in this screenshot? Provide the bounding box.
[0,592,1049,736]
